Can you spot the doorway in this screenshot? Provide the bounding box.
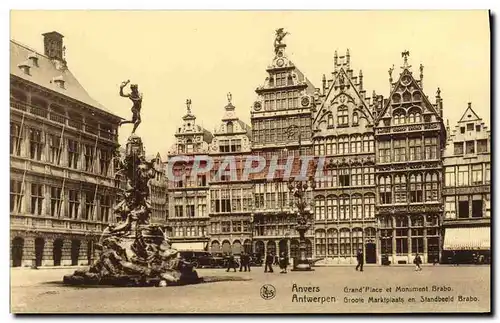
[71,240,81,266]
[53,239,63,266]
[35,238,45,267]
[365,243,377,264]
[12,237,24,267]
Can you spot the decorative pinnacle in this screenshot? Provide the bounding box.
[227,92,232,104]
[401,50,410,68]
[420,63,424,76]
[389,64,394,81]
[436,87,441,97]
[468,102,472,108]
[186,99,192,114]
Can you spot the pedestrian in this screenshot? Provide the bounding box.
[414,253,422,271]
[226,252,237,272]
[239,252,250,272]
[245,252,251,272]
[279,252,288,274]
[355,249,364,272]
[264,251,274,273]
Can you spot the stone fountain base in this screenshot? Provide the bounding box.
[63,225,201,287]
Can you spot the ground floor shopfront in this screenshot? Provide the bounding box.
[441,225,490,264]
[10,230,98,268]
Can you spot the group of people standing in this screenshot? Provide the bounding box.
[224,251,290,274]
[264,252,289,274]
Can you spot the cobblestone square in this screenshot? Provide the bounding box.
[11,265,490,314]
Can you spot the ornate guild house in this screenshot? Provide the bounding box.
[10,32,122,267]
[208,94,253,255]
[442,103,490,263]
[374,54,446,265]
[166,101,213,251]
[311,50,377,265]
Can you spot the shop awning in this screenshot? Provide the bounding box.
[443,227,490,251]
[171,242,207,251]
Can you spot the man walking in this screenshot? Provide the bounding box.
[414,253,423,271]
[264,251,274,273]
[355,249,364,272]
[239,252,251,272]
[226,252,237,272]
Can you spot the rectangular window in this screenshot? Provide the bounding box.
[68,139,79,169]
[68,190,79,219]
[465,140,475,154]
[84,192,95,220]
[477,139,488,153]
[378,141,391,163]
[485,163,490,184]
[100,195,111,222]
[424,137,438,159]
[471,164,483,185]
[84,145,95,172]
[457,166,469,186]
[233,221,242,232]
[30,183,44,215]
[48,134,62,165]
[10,180,23,213]
[29,128,43,161]
[393,139,406,162]
[221,221,231,233]
[454,142,464,155]
[409,138,422,160]
[458,198,469,218]
[472,199,483,218]
[339,169,350,187]
[10,123,22,156]
[445,167,456,187]
[445,196,456,219]
[174,198,184,217]
[100,149,111,176]
[50,187,62,217]
[467,123,474,131]
[186,197,195,217]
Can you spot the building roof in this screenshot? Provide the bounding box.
[10,39,118,118]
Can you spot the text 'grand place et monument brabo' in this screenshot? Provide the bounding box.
[10,27,490,279]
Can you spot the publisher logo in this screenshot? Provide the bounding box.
[260,284,276,300]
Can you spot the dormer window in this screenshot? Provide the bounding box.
[18,61,31,75]
[52,76,65,89]
[28,54,39,67]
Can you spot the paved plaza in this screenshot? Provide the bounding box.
[11,265,490,314]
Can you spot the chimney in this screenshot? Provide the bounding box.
[42,31,64,61]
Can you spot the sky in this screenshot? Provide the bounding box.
[10,10,490,158]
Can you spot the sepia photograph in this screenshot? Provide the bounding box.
[8,10,491,314]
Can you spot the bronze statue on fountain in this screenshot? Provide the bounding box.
[63,82,200,287]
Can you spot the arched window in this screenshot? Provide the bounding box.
[339,229,350,256]
[351,194,362,220]
[364,193,375,219]
[350,135,362,154]
[408,113,415,123]
[363,134,374,153]
[326,195,338,220]
[425,173,439,202]
[327,114,334,127]
[339,195,350,220]
[338,136,348,154]
[352,112,359,125]
[394,174,407,203]
[337,106,349,126]
[415,113,422,123]
[314,196,325,220]
[327,229,338,256]
[226,122,234,133]
[379,176,392,204]
[315,230,326,256]
[410,173,423,203]
[352,228,363,255]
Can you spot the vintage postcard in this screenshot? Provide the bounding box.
[9,10,491,314]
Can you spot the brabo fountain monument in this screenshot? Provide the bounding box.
[63,81,199,287]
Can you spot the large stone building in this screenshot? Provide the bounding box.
[249,39,317,260]
[442,103,491,263]
[10,32,122,267]
[166,101,213,250]
[373,55,446,264]
[207,95,253,254]
[311,50,377,264]
[163,32,489,265]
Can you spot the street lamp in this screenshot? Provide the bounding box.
[285,124,316,271]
